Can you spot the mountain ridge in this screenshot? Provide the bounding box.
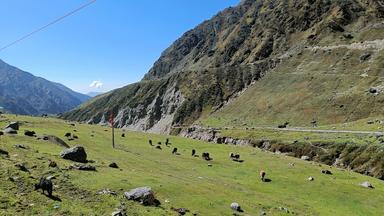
[63,0,384,134]
[0,59,90,115]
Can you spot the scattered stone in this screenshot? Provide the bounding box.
[97,188,117,196]
[374,132,384,138]
[171,207,190,215]
[360,181,374,189]
[230,202,243,212]
[369,87,380,95]
[0,148,9,156]
[321,170,332,175]
[109,162,119,169]
[73,135,79,139]
[343,32,353,39]
[42,135,70,148]
[69,164,96,171]
[24,130,36,137]
[301,156,310,161]
[308,176,314,181]
[60,146,87,163]
[279,207,289,213]
[13,144,28,149]
[124,186,160,206]
[4,127,17,134]
[15,163,29,172]
[360,53,371,62]
[111,210,125,216]
[48,160,57,168]
[5,122,19,130]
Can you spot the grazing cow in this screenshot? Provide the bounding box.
[156,146,162,150]
[149,140,153,146]
[278,122,289,128]
[64,132,71,138]
[192,149,196,156]
[35,177,53,197]
[158,142,162,145]
[230,153,240,161]
[165,138,170,146]
[172,148,178,154]
[260,170,266,182]
[121,133,125,137]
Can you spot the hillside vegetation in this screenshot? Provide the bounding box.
[63,0,384,134]
[1,115,384,215]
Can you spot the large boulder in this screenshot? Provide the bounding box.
[60,146,87,163]
[124,186,160,206]
[4,122,19,130]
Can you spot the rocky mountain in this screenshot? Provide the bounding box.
[0,59,90,115]
[63,0,384,134]
[86,92,104,97]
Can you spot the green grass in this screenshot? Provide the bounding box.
[1,115,384,215]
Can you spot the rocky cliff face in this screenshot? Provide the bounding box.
[62,0,384,133]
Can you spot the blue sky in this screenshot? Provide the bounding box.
[0,0,239,93]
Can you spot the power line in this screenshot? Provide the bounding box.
[0,0,97,52]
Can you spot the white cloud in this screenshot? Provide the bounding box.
[89,80,103,89]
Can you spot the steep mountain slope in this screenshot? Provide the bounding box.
[63,0,384,134]
[0,60,90,115]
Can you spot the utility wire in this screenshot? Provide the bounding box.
[0,0,96,52]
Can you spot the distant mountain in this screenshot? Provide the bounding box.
[86,92,103,97]
[63,0,384,133]
[0,59,90,115]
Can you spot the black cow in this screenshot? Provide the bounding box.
[192,149,196,156]
[172,148,178,154]
[149,140,153,146]
[35,177,53,197]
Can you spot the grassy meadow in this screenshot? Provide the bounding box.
[0,115,384,215]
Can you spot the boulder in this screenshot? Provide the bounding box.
[360,181,374,189]
[124,186,160,206]
[5,122,19,130]
[109,162,119,169]
[301,156,310,161]
[60,146,87,163]
[24,130,36,137]
[3,127,17,134]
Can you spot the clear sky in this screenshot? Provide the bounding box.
[0,0,239,94]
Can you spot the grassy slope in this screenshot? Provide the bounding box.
[0,115,384,215]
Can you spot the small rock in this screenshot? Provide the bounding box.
[48,160,57,168]
[13,144,28,149]
[97,188,117,196]
[308,176,314,181]
[230,202,243,212]
[69,164,96,171]
[124,186,160,206]
[24,130,36,137]
[301,156,310,161]
[15,163,29,172]
[109,162,119,169]
[321,170,332,175]
[0,149,9,155]
[111,210,125,216]
[171,207,190,215]
[360,53,371,62]
[360,181,374,189]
